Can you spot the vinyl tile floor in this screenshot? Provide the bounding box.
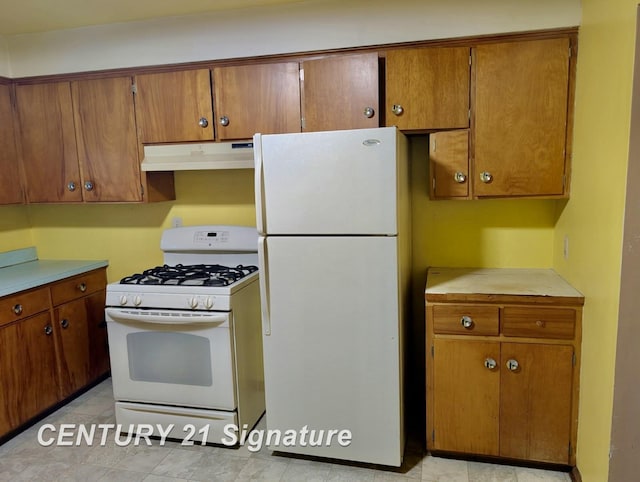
[0,379,572,482]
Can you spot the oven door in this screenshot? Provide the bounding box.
[105,307,236,410]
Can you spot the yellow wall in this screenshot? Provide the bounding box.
[552,1,637,480]
[0,205,33,252]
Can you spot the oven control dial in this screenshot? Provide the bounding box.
[204,297,214,309]
[119,295,128,306]
[133,296,142,307]
[188,297,199,309]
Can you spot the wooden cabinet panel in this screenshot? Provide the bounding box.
[301,53,379,132]
[386,47,470,131]
[502,307,576,339]
[0,84,23,204]
[433,339,500,455]
[51,268,107,306]
[429,130,470,199]
[16,82,82,203]
[54,298,92,397]
[500,343,573,463]
[0,286,50,327]
[86,290,109,380]
[213,62,301,140]
[432,304,499,335]
[0,312,60,432]
[473,38,570,197]
[72,77,142,202]
[135,69,214,143]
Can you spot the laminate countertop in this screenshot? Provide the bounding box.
[0,247,108,298]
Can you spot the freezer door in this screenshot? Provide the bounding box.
[255,127,401,235]
[258,235,404,466]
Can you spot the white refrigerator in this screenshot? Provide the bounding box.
[254,127,410,467]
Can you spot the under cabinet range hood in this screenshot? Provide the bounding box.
[141,141,254,171]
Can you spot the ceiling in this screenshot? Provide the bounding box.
[0,0,304,36]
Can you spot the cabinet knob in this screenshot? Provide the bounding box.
[84,181,94,191]
[506,359,520,371]
[480,171,493,183]
[78,282,87,293]
[391,104,404,116]
[219,116,230,127]
[67,181,77,192]
[454,171,467,183]
[484,358,497,370]
[460,315,474,329]
[13,304,23,315]
[61,318,70,329]
[363,106,375,118]
[44,325,53,336]
[198,117,209,128]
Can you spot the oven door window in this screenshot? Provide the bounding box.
[127,331,212,386]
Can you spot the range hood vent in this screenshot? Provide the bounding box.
[141,141,254,171]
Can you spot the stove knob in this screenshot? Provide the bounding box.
[204,297,214,309]
[189,297,199,309]
[133,296,142,307]
[119,295,128,306]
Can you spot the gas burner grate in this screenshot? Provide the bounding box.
[120,264,258,287]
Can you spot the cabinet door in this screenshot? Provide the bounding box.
[500,343,573,463]
[386,47,470,131]
[0,84,23,204]
[301,53,379,132]
[86,290,110,380]
[72,77,142,202]
[432,339,500,455]
[54,298,92,397]
[473,38,570,197]
[429,130,470,199]
[0,312,59,434]
[135,69,214,143]
[213,62,301,140]
[16,82,82,203]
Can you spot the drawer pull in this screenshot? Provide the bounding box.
[506,359,520,371]
[536,320,546,327]
[460,315,474,329]
[78,282,87,293]
[61,319,70,329]
[13,304,23,315]
[484,358,497,370]
[44,325,53,336]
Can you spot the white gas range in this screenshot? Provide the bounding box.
[105,225,265,444]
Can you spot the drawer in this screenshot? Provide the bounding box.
[0,287,50,327]
[432,305,499,336]
[50,269,107,306]
[502,307,576,339]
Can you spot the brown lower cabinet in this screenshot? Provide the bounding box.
[425,268,584,466]
[0,268,109,438]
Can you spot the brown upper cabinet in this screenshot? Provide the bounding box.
[71,77,142,202]
[213,62,301,140]
[0,84,24,204]
[429,129,470,199]
[16,78,143,203]
[301,53,379,132]
[135,69,214,143]
[385,47,470,131]
[472,37,572,198]
[16,82,83,203]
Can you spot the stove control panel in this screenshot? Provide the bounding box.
[107,289,229,311]
[194,230,229,246]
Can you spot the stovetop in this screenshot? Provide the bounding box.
[120,263,258,287]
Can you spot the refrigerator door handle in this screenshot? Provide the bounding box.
[258,236,271,336]
[254,133,266,235]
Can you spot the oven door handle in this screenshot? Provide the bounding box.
[105,308,229,325]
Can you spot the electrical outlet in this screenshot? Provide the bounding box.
[171,217,183,228]
[564,235,569,260]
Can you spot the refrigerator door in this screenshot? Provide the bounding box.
[258,235,403,466]
[255,127,400,236]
